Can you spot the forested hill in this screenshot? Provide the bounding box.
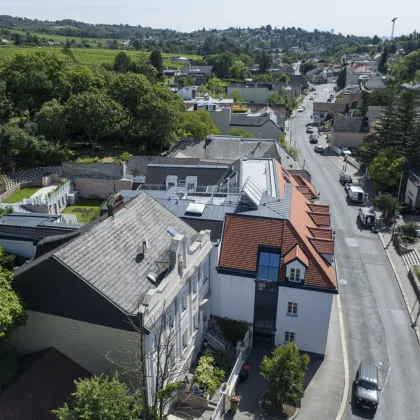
[0,14,373,56]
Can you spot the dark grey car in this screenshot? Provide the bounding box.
[355,362,380,411]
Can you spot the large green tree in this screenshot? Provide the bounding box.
[336,67,347,90]
[0,267,26,339]
[229,60,250,80]
[35,99,67,143]
[113,51,132,73]
[0,81,12,124]
[0,51,71,115]
[53,373,143,420]
[369,149,405,193]
[259,51,273,73]
[183,110,219,139]
[61,66,105,100]
[65,92,128,153]
[149,49,163,73]
[260,342,309,406]
[373,193,401,222]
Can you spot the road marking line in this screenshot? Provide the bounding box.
[335,258,350,420]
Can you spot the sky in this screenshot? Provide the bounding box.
[1,0,418,38]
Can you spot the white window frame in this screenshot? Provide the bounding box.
[202,259,209,284]
[289,268,301,282]
[181,293,188,313]
[284,331,296,343]
[192,274,198,296]
[287,302,298,316]
[165,305,175,332]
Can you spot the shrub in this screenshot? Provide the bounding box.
[194,352,226,397]
[213,316,249,346]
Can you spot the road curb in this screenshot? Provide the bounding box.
[378,232,420,346]
[335,259,350,420]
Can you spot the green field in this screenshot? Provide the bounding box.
[2,187,40,203]
[0,45,201,68]
[62,199,105,223]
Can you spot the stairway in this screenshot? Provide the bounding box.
[401,249,420,270]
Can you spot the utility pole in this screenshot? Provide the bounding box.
[391,17,398,40]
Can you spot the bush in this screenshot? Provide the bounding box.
[194,351,226,397]
[400,221,419,239]
[213,316,249,346]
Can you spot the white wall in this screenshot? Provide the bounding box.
[275,287,333,354]
[210,268,255,323]
[0,238,36,258]
[7,310,140,376]
[405,179,418,207]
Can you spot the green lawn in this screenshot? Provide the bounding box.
[3,188,40,203]
[0,46,201,69]
[62,199,105,223]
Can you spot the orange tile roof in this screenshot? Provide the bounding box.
[293,175,317,198]
[308,204,330,214]
[308,227,333,240]
[218,160,336,290]
[309,237,334,255]
[308,212,331,227]
[284,244,309,267]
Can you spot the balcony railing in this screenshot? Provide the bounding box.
[23,179,72,206]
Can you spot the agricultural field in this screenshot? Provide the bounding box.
[0,45,201,68]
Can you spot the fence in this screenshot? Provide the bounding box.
[212,392,226,420]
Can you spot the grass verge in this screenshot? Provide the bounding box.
[3,188,40,203]
[61,199,104,223]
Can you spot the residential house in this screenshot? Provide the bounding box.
[337,91,362,115]
[145,158,337,354]
[170,135,299,169]
[177,86,200,100]
[227,82,277,103]
[313,102,348,124]
[352,59,378,72]
[330,116,369,149]
[8,193,213,406]
[163,68,180,77]
[171,56,191,63]
[345,63,372,85]
[175,66,213,85]
[306,68,327,84]
[0,348,91,420]
[363,75,387,91]
[365,106,385,133]
[399,82,420,93]
[405,170,420,209]
[0,212,81,259]
[289,74,310,94]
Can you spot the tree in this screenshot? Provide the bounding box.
[260,342,309,406]
[0,267,26,339]
[336,67,347,89]
[372,35,380,45]
[65,92,128,154]
[183,110,220,139]
[229,91,245,104]
[62,66,105,99]
[35,99,67,143]
[178,76,194,87]
[300,61,317,74]
[229,60,250,80]
[373,193,401,222]
[149,49,163,73]
[227,128,254,138]
[369,149,405,193]
[391,49,420,83]
[378,46,388,74]
[0,51,71,115]
[131,56,158,83]
[0,246,15,271]
[53,373,143,420]
[259,51,272,73]
[0,80,12,124]
[113,51,132,73]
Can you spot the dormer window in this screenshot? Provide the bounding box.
[289,268,301,282]
[257,251,280,282]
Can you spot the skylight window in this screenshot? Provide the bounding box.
[185,203,205,216]
[257,251,280,282]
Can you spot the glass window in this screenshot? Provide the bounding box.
[182,293,188,312]
[287,302,298,315]
[284,331,296,343]
[289,268,301,282]
[257,252,280,282]
[165,306,175,330]
[192,275,197,295]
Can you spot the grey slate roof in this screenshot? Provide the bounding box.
[333,116,369,133]
[313,103,348,113]
[289,74,309,88]
[171,137,299,169]
[0,213,81,242]
[127,156,208,176]
[227,82,274,89]
[182,66,213,74]
[365,106,385,120]
[145,164,229,186]
[230,115,272,127]
[364,75,387,90]
[54,193,198,314]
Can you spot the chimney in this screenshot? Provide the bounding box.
[107,193,124,217]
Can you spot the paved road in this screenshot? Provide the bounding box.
[291,84,420,420]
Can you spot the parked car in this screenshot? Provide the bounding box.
[309,96,313,100]
[306,127,314,133]
[306,122,314,127]
[344,183,354,192]
[341,147,352,157]
[298,106,305,112]
[339,174,353,185]
[354,362,380,411]
[327,98,332,102]
[309,135,318,144]
[314,145,324,153]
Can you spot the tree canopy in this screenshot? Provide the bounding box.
[183,111,220,139]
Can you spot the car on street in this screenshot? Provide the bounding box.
[309,135,318,144]
[309,96,313,100]
[314,145,324,153]
[354,362,380,411]
[341,147,352,157]
[298,106,305,112]
[339,174,353,185]
[306,126,314,133]
[306,122,313,127]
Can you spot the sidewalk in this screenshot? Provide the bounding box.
[379,229,420,326]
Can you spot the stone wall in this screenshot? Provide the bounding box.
[0,181,43,203]
[62,162,125,178]
[73,178,132,199]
